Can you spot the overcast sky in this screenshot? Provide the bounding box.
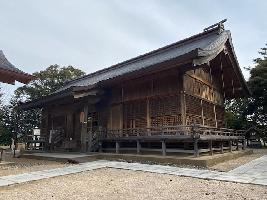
[0,0,266,103]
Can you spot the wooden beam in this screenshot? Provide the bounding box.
[236,140,239,151]
[181,73,186,125]
[231,79,235,96]
[161,140,166,156]
[80,104,88,152]
[229,140,232,152]
[220,141,224,154]
[209,140,213,156]
[220,54,226,98]
[120,104,123,129]
[121,87,124,129]
[242,139,246,150]
[194,139,199,157]
[146,98,150,128]
[201,99,204,125]
[137,140,141,154]
[99,141,103,153]
[213,105,218,128]
[116,141,120,154]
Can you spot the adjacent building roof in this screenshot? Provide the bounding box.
[0,50,35,84]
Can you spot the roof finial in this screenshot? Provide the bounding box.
[203,19,227,34]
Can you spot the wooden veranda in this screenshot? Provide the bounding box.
[26,125,246,157]
[98,125,246,157]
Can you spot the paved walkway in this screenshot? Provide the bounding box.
[0,156,266,187]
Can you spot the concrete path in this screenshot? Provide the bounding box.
[0,156,266,187]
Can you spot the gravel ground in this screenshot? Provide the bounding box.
[210,148,267,171]
[0,168,266,200]
[0,152,70,176]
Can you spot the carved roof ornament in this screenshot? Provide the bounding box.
[203,19,227,34]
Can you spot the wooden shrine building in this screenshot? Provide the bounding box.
[22,21,250,156]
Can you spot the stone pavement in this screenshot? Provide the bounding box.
[0,156,266,187]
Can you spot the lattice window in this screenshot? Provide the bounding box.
[123,100,146,128]
[216,105,225,128]
[150,96,181,127]
[185,95,202,115]
[186,114,202,125]
[202,101,216,127]
[151,115,181,127]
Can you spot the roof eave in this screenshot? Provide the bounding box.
[0,68,36,84]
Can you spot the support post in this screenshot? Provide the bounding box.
[236,140,239,151]
[80,104,88,153]
[99,141,103,153]
[242,139,246,150]
[162,140,166,156]
[201,100,204,125]
[220,141,224,154]
[180,73,186,125]
[137,140,141,154]
[146,98,151,136]
[229,140,232,152]
[213,105,218,128]
[209,140,213,156]
[194,139,199,157]
[116,141,120,154]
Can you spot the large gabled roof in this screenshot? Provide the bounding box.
[20,22,250,110]
[57,26,231,92]
[0,50,35,84]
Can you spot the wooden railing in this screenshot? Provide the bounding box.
[100,125,246,139]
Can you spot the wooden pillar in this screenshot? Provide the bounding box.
[80,104,88,152]
[231,79,235,96]
[146,98,151,136]
[194,139,199,157]
[209,64,218,128]
[213,105,218,128]
[220,55,226,98]
[242,139,246,150]
[116,141,120,154]
[209,140,213,156]
[162,140,166,156]
[180,91,186,125]
[201,100,204,125]
[180,73,186,125]
[99,141,103,153]
[220,141,224,154]
[137,140,141,154]
[236,140,239,151]
[229,140,232,152]
[120,87,124,130]
[66,112,73,139]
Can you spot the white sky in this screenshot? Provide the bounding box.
[0,0,266,103]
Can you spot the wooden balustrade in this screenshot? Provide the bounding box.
[101,125,245,139]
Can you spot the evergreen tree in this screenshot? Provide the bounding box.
[2,65,85,142]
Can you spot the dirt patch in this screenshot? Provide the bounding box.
[210,148,267,171]
[0,151,71,176]
[0,168,266,200]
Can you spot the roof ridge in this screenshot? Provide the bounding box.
[63,26,222,87]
